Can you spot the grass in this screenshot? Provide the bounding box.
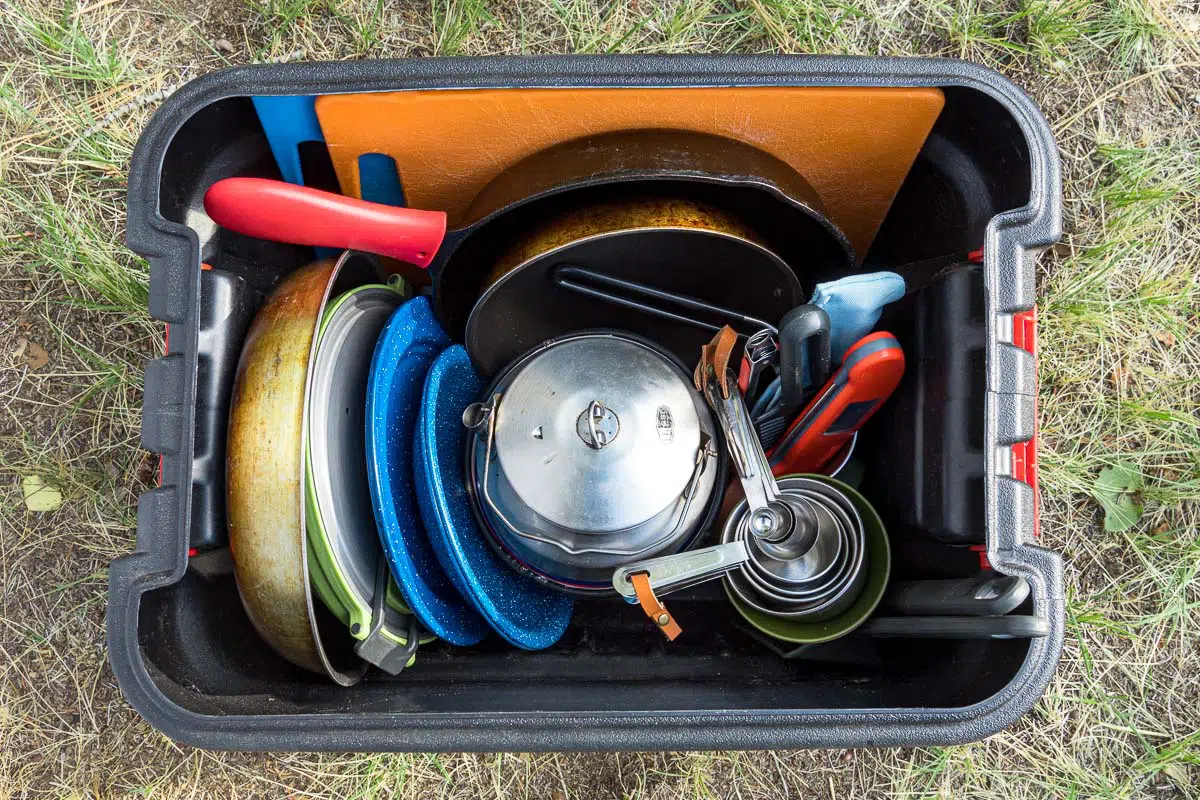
[1,0,1199,796]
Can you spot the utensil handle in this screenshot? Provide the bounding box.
[703,372,780,513]
[861,615,1050,639]
[778,304,832,413]
[738,328,778,399]
[612,541,750,601]
[204,178,447,269]
[882,575,1030,616]
[554,266,780,336]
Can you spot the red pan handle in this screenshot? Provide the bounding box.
[203,178,447,269]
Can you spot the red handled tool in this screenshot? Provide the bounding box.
[204,178,447,269]
[768,331,904,476]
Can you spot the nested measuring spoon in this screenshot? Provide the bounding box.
[614,326,868,638]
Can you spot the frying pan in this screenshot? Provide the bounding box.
[463,201,806,377]
[226,250,382,684]
[311,86,946,257]
[204,130,854,339]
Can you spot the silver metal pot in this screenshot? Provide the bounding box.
[464,331,723,593]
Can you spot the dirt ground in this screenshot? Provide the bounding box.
[2,0,1199,797]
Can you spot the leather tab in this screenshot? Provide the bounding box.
[693,325,738,397]
[630,572,682,641]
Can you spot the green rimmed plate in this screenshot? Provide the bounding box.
[305,280,432,670]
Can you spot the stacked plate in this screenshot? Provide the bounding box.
[228,255,574,684]
[312,287,574,661]
[364,294,573,650]
[408,344,572,649]
[306,281,426,674]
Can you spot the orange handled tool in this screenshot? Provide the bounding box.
[768,332,904,476]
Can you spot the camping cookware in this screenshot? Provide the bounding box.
[554,269,780,339]
[305,282,422,674]
[226,251,381,684]
[415,345,573,650]
[204,130,848,340]
[365,297,490,646]
[769,331,905,476]
[750,304,832,447]
[725,475,891,645]
[462,188,808,376]
[492,264,788,377]
[463,331,725,594]
[311,86,946,259]
[738,329,778,404]
[778,304,832,412]
[613,327,887,642]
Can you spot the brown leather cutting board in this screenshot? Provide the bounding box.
[314,87,944,261]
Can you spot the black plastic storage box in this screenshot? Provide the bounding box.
[112,56,1063,752]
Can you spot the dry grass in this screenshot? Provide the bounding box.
[2,0,1199,797]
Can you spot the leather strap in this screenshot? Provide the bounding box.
[629,572,682,641]
[694,325,738,398]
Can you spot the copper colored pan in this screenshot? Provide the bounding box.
[226,250,381,684]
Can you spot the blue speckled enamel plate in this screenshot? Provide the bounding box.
[365,297,489,646]
[414,345,573,650]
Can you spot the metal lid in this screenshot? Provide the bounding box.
[493,333,702,533]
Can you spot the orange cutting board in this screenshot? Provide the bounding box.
[314,87,944,261]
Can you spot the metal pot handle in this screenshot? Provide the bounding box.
[463,394,715,557]
[612,541,751,601]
